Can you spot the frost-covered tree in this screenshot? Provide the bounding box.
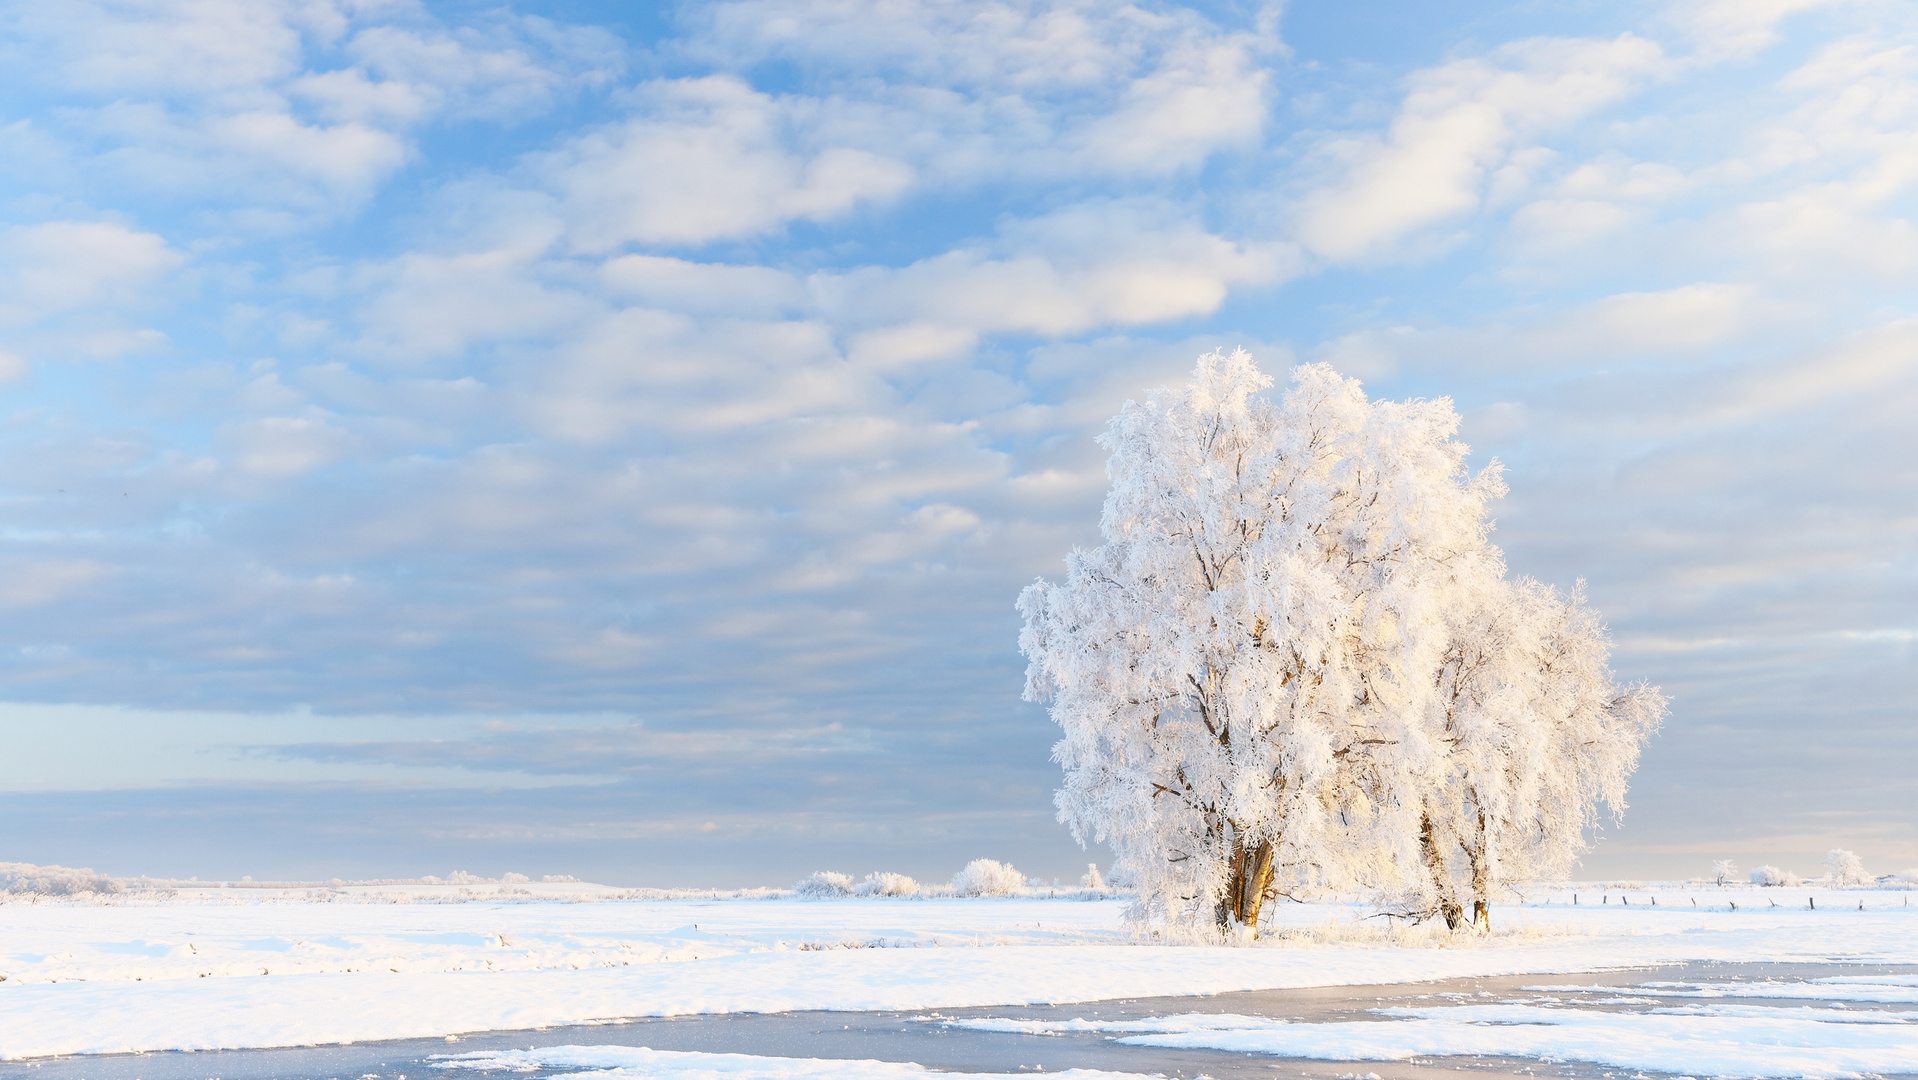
[951,858,1026,896]
[1825,849,1871,887]
[1018,351,1663,934]
[1411,579,1665,929]
[794,871,854,898]
[855,871,920,896]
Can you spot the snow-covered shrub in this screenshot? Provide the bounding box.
[0,861,125,896]
[795,871,855,898]
[1891,868,1918,885]
[444,870,491,884]
[854,871,919,897]
[1083,863,1108,890]
[1749,865,1800,887]
[500,872,530,884]
[1710,859,1737,885]
[1825,849,1871,887]
[952,858,1026,897]
[541,874,579,883]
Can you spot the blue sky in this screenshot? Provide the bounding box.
[0,0,1913,885]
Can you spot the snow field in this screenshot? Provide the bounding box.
[2,884,1915,1063]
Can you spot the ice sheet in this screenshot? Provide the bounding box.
[430,1045,1156,1079]
[947,1002,1918,1079]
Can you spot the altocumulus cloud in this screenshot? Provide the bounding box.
[0,0,1912,884]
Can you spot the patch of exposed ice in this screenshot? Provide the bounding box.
[945,1004,1918,1079]
[430,1045,1154,1078]
[1527,976,1918,1004]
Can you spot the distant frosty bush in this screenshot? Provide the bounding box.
[501,872,530,884]
[1082,863,1108,890]
[0,862,124,896]
[1710,859,1737,885]
[1891,868,1918,885]
[854,871,919,897]
[952,858,1025,897]
[795,871,855,898]
[541,875,579,883]
[1825,849,1871,887]
[1748,865,1800,887]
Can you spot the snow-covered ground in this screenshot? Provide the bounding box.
[4,879,1916,1075]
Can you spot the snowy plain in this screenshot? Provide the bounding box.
[4,878,1917,1076]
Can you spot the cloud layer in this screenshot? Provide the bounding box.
[0,0,1912,883]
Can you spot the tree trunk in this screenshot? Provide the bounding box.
[1214,835,1275,934]
[1468,798,1491,933]
[1420,812,1465,931]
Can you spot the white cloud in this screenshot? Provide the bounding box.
[1308,282,1761,380]
[1664,0,1857,61]
[518,308,853,442]
[0,560,116,609]
[1506,198,1643,255]
[287,66,438,126]
[0,221,181,327]
[350,245,599,363]
[844,501,985,568]
[1718,34,1918,277]
[221,415,355,478]
[1509,156,1691,246]
[7,0,315,100]
[1560,283,1753,352]
[685,0,1274,182]
[539,76,914,250]
[61,99,408,222]
[0,220,182,363]
[845,324,980,371]
[815,202,1296,338]
[1709,315,1918,423]
[1073,38,1268,171]
[302,17,624,124]
[598,256,805,317]
[692,0,1191,92]
[3,1,626,229]
[1297,34,1668,262]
